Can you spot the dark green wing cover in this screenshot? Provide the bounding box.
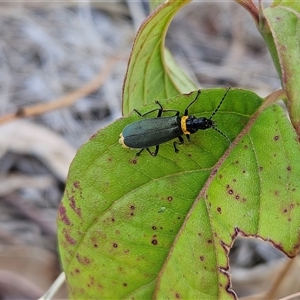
[122,116,183,149]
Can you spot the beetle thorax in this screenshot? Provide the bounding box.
[185,116,214,133]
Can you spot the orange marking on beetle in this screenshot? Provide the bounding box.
[181,116,190,134]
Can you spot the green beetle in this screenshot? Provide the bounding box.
[119,88,231,156]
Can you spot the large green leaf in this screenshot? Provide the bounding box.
[57,88,300,299]
[236,0,300,137]
[122,0,197,115]
[263,3,300,136]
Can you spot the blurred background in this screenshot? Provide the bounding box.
[1,1,298,299]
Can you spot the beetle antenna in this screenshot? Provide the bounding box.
[209,87,231,120]
[212,126,231,145]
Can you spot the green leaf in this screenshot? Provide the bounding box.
[164,49,197,93]
[263,4,300,136]
[149,0,165,12]
[235,1,282,79]
[122,0,197,115]
[57,88,300,299]
[271,0,300,11]
[237,1,300,138]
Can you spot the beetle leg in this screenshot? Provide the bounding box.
[142,146,159,156]
[133,109,142,116]
[146,148,152,156]
[134,107,162,117]
[151,145,159,157]
[134,102,164,118]
[156,101,180,116]
[134,101,180,118]
[155,101,164,117]
[186,134,191,142]
[173,136,184,153]
[163,109,180,116]
[136,148,144,156]
[136,146,160,157]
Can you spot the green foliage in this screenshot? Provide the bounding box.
[237,0,300,134]
[263,4,300,133]
[57,1,300,299]
[122,0,196,115]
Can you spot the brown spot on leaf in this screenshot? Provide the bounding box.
[87,277,94,288]
[69,196,82,217]
[274,135,279,141]
[151,239,158,245]
[217,207,221,214]
[113,243,118,248]
[167,196,173,201]
[287,166,292,171]
[59,204,71,225]
[63,228,76,245]
[200,256,204,261]
[73,181,80,188]
[76,254,90,265]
